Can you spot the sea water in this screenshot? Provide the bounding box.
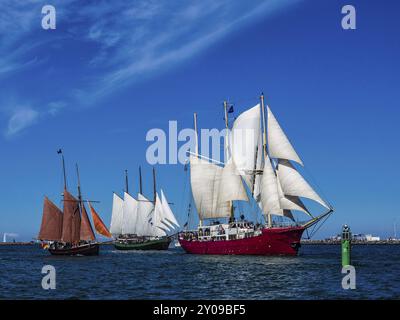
[0,244,399,299]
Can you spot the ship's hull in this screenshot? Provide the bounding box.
[114,237,171,251]
[179,226,305,256]
[48,243,99,256]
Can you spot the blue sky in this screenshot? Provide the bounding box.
[0,0,399,240]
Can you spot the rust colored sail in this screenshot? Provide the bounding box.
[38,197,63,241]
[89,203,112,238]
[80,202,96,241]
[61,190,80,243]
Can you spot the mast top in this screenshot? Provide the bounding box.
[125,169,129,194]
[139,166,143,195]
[76,163,82,202]
[58,149,67,191]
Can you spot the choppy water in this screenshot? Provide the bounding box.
[0,244,399,299]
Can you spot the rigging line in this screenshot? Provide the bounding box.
[305,228,311,240]
[179,162,189,223]
[302,164,333,209]
[309,212,332,239]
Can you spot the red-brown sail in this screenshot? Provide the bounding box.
[38,197,63,241]
[89,203,112,238]
[61,190,80,243]
[80,202,96,241]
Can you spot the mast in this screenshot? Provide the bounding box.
[223,101,229,161]
[76,164,82,203]
[260,93,272,228]
[76,164,95,241]
[223,101,234,223]
[153,167,156,204]
[193,113,202,227]
[194,113,199,156]
[58,149,67,190]
[125,169,129,194]
[139,166,143,195]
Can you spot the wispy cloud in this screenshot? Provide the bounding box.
[79,0,300,98]
[5,107,39,137]
[0,0,301,137]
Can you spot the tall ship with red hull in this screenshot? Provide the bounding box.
[179,94,333,256]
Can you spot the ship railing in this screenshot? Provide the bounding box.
[270,221,304,228]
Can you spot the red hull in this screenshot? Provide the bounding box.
[179,227,305,256]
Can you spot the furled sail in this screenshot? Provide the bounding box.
[229,104,261,190]
[61,190,80,243]
[80,202,95,241]
[38,197,63,241]
[89,203,112,238]
[122,192,138,235]
[277,159,330,209]
[267,106,303,166]
[252,132,263,201]
[110,193,124,235]
[161,190,180,228]
[218,160,248,204]
[190,156,231,219]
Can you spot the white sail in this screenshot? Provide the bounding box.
[276,176,311,216]
[190,156,231,219]
[267,106,303,166]
[110,193,124,235]
[230,104,261,189]
[136,193,154,236]
[122,192,138,235]
[161,217,175,230]
[218,160,248,204]
[277,159,330,209]
[152,193,169,236]
[161,190,180,228]
[260,154,281,215]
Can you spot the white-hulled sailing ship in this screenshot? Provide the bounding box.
[110,167,180,250]
[38,151,112,256]
[178,93,333,255]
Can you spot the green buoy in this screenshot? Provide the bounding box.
[341,225,352,267]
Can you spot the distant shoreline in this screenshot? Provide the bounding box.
[301,240,400,245]
[0,242,36,246]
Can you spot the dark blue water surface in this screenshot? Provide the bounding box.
[0,244,399,299]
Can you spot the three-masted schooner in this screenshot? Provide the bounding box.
[110,167,180,250]
[38,151,112,256]
[178,93,333,255]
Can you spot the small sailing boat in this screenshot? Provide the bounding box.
[178,94,334,256]
[38,151,112,256]
[110,167,180,250]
